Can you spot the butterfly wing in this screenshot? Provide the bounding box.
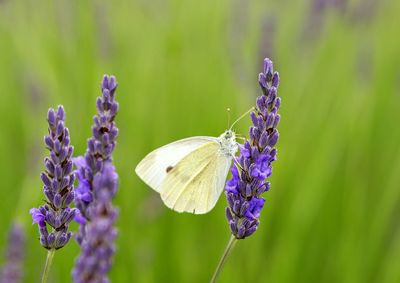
[160,141,233,214]
[135,136,216,192]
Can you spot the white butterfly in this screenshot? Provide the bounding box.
[135,130,238,214]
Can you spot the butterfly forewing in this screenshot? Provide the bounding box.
[135,137,216,192]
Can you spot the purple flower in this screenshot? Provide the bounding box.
[74,156,93,204]
[250,154,272,180]
[30,208,45,225]
[312,0,346,13]
[225,58,281,239]
[74,75,118,230]
[30,106,77,249]
[72,163,118,283]
[72,75,119,283]
[0,223,25,283]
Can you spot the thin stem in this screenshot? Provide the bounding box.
[42,249,55,283]
[210,234,237,283]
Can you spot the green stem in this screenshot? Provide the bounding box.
[42,249,55,283]
[210,234,237,283]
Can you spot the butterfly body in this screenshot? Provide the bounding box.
[217,130,238,157]
[135,130,238,214]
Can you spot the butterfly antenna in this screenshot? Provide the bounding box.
[229,107,255,130]
[226,108,231,129]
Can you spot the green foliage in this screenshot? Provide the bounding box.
[1,0,400,282]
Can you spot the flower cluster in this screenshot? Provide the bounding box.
[74,75,119,243]
[30,106,77,249]
[72,162,118,283]
[0,223,25,283]
[225,58,281,239]
[72,75,119,283]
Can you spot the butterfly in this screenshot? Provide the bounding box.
[135,130,238,214]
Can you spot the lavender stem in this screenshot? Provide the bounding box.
[41,249,55,283]
[210,235,237,283]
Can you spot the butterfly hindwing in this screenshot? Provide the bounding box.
[160,142,233,214]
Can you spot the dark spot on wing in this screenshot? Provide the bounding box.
[166,166,174,173]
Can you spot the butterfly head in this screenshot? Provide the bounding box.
[218,130,238,157]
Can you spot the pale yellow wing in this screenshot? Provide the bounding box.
[135,137,216,193]
[160,141,233,214]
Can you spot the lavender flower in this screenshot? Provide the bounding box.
[72,162,118,283]
[312,0,346,13]
[0,223,25,283]
[30,106,77,249]
[225,58,281,239]
[72,75,119,283]
[74,75,118,244]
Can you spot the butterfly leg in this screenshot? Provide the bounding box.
[232,156,244,171]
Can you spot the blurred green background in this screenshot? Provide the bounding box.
[1,0,400,282]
